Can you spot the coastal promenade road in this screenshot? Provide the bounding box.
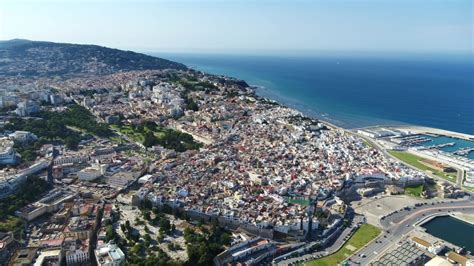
[393,204,473,226]
[275,216,365,266]
[348,198,474,265]
[276,226,353,266]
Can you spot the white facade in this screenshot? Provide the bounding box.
[464,169,474,187]
[9,131,38,143]
[0,138,18,165]
[33,249,62,266]
[77,167,102,181]
[95,243,125,266]
[65,249,89,265]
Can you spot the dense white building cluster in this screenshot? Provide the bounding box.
[1,68,453,265]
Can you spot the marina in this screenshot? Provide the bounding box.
[398,136,432,146]
[421,142,456,150]
[392,133,474,160]
[417,135,474,160]
[422,215,474,253]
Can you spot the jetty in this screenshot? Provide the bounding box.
[454,147,474,157]
[423,142,456,150]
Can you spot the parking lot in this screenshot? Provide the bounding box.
[352,195,430,226]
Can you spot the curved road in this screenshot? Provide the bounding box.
[348,198,474,265]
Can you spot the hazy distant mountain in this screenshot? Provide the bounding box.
[0,39,33,48]
[0,39,187,78]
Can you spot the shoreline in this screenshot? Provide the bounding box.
[175,56,473,137]
[253,91,342,131]
[250,86,474,140]
[253,85,405,131]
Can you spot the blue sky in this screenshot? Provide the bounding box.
[1,0,472,53]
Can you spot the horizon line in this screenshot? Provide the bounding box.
[2,38,473,57]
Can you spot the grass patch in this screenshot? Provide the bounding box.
[388,151,456,182]
[462,186,474,192]
[109,136,124,143]
[111,124,145,143]
[0,215,23,233]
[405,184,424,197]
[303,224,381,266]
[363,140,374,148]
[287,197,310,206]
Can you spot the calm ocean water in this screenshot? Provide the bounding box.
[422,215,474,252]
[153,53,474,134]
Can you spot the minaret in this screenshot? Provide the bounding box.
[306,198,315,240]
[47,160,54,184]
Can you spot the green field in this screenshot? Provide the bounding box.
[303,224,381,266]
[288,197,310,206]
[111,124,145,143]
[388,151,456,182]
[404,184,424,197]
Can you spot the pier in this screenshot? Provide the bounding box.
[454,147,474,157]
[423,142,456,150]
[396,136,432,147]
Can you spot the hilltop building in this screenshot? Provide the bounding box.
[0,138,18,165]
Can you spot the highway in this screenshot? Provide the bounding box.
[347,197,474,265]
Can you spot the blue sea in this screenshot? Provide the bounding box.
[153,53,474,135]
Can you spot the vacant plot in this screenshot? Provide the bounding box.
[388,151,456,182]
[304,224,381,266]
[405,184,424,197]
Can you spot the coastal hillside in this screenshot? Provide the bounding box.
[0,39,187,78]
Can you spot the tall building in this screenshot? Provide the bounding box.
[15,100,40,117]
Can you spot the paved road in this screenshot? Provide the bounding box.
[277,227,351,266]
[457,169,464,187]
[347,198,474,265]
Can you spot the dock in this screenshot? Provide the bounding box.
[453,147,474,157]
[422,142,456,150]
